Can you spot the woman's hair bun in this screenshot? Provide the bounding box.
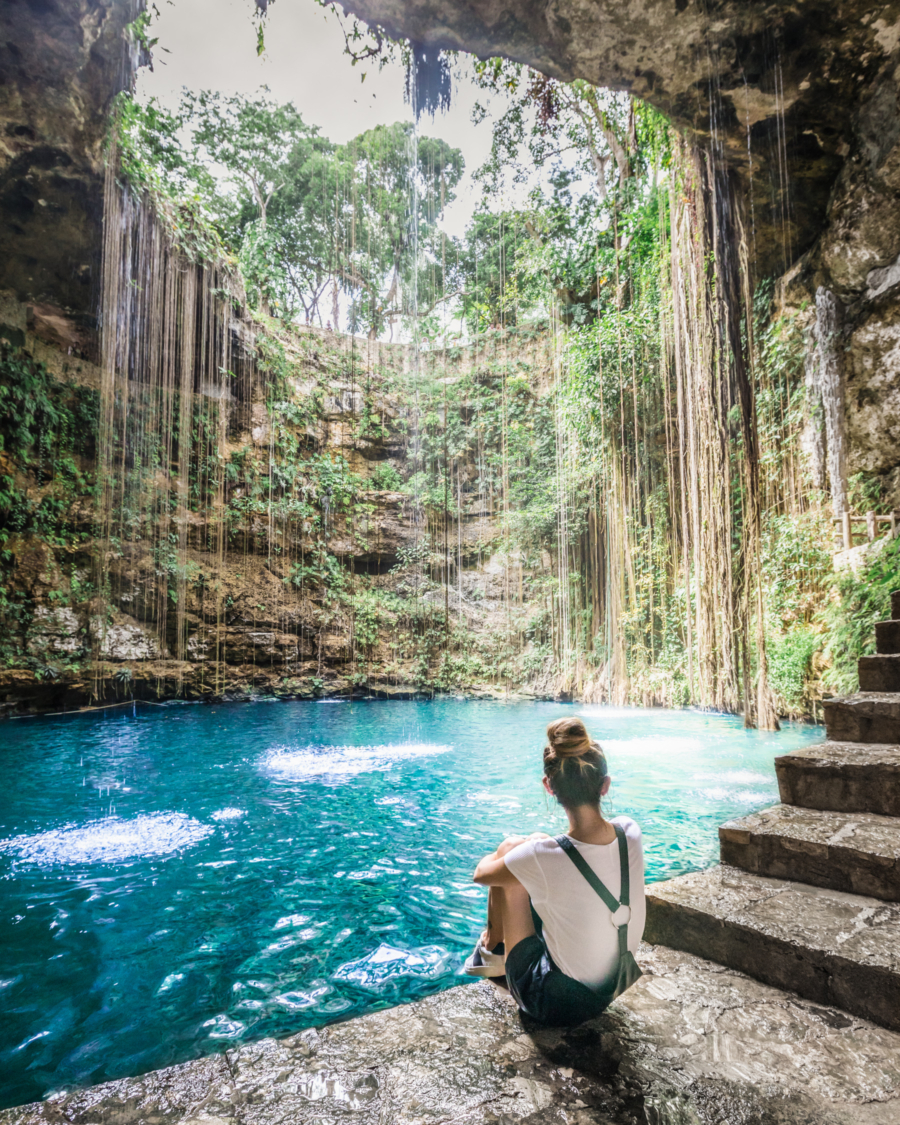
[543,717,607,808]
[545,717,602,760]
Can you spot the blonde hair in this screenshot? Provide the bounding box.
[543,717,607,808]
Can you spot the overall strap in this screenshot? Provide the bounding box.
[554,832,620,912]
[614,823,630,907]
[612,823,630,961]
[557,825,639,995]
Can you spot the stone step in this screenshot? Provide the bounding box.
[775,741,900,816]
[645,865,900,1032]
[858,652,900,691]
[875,620,900,654]
[719,803,900,901]
[823,693,900,743]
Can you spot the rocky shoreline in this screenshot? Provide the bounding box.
[2,945,898,1125]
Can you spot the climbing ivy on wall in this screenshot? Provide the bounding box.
[0,345,100,676]
[0,346,99,557]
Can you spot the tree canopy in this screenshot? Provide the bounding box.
[120,92,465,336]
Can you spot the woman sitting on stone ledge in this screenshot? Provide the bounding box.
[467,716,646,1026]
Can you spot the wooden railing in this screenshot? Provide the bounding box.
[832,511,900,550]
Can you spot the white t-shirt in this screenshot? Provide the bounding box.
[504,816,646,988]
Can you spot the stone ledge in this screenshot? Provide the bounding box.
[3,944,900,1125]
[719,803,900,901]
[776,741,900,816]
[645,865,900,1032]
[823,694,900,744]
[859,653,900,692]
[875,620,900,655]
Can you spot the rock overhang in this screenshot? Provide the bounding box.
[340,0,900,277]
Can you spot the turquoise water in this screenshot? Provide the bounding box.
[0,700,822,1108]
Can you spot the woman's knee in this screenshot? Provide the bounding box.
[495,835,527,858]
[496,831,549,859]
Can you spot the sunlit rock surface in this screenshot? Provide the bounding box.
[645,864,900,1032]
[2,945,899,1125]
[776,740,900,817]
[719,802,900,900]
[824,692,900,743]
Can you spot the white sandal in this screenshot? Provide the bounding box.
[464,936,506,977]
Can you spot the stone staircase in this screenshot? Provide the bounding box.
[645,590,900,1032]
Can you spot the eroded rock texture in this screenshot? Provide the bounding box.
[345,0,900,275]
[3,946,900,1125]
[0,0,138,330]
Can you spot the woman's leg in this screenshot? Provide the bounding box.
[484,886,505,950]
[482,833,546,951]
[494,881,536,954]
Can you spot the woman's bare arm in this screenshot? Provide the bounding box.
[472,832,549,887]
[472,850,521,887]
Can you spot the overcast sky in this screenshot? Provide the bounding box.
[136,0,522,236]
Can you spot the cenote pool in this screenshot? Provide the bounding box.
[0,699,823,1108]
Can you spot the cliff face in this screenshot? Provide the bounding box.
[345,0,900,278]
[0,271,560,714]
[0,0,138,332]
[802,64,900,500]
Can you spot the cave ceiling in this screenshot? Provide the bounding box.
[341,0,900,277]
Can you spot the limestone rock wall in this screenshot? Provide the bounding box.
[786,41,900,504]
[0,287,548,714]
[0,0,138,332]
[344,0,900,279]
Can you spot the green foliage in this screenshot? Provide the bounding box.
[454,210,547,332]
[767,626,819,713]
[184,89,318,229]
[369,463,403,491]
[122,92,464,333]
[288,550,347,598]
[761,512,832,629]
[114,95,234,265]
[848,471,890,515]
[820,537,900,694]
[0,345,98,556]
[125,5,161,56]
[291,123,464,336]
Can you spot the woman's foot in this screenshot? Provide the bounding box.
[464,932,507,978]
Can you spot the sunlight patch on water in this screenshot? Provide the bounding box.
[262,743,452,781]
[202,1014,246,1040]
[0,813,213,866]
[156,972,186,995]
[333,943,455,993]
[210,807,246,821]
[692,769,771,785]
[697,788,773,805]
[578,706,648,720]
[274,980,333,1010]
